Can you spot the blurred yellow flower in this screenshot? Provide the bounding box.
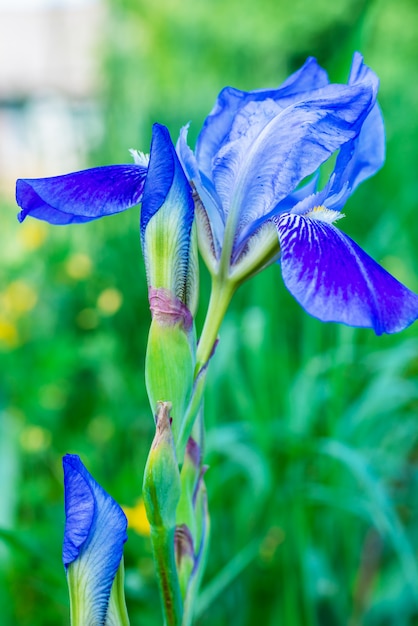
[123,498,151,536]
[0,318,19,348]
[97,288,123,315]
[18,221,48,251]
[1,281,38,317]
[65,253,93,280]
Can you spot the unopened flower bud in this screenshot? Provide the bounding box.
[142,402,181,530]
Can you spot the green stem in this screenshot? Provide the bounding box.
[176,367,207,457]
[181,409,210,626]
[195,278,236,372]
[150,526,183,626]
[176,278,235,455]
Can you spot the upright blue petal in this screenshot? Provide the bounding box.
[286,57,384,215]
[324,54,385,210]
[349,51,379,94]
[276,212,418,335]
[63,454,128,624]
[177,125,225,261]
[16,164,147,225]
[213,81,374,251]
[195,57,329,179]
[326,104,385,211]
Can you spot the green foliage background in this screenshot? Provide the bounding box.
[1,0,418,624]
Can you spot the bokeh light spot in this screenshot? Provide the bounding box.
[18,221,48,251]
[39,384,67,410]
[76,307,99,329]
[0,318,19,348]
[1,281,38,317]
[20,425,52,453]
[87,415,115,444]
[97,288,123,316]
[65,252,93,280]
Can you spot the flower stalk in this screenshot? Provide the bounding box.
[196,278,236,372]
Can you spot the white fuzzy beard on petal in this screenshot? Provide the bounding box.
[129,149,150,166]
[304,205,345,224]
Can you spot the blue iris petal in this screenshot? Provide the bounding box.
[322,55,385,210]
[16,164,147,225]
[277,213,418,335]
[63,454,128,622]
[326,102,384,207]
[214,81,374,250]
[177,125,225,257]
[195,56,329,180]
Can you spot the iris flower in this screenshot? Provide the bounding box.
[16,53,418,335]
[178,52,418,335]
[63,454,129,625]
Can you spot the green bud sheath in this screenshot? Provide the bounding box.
[145,288,195,444]
[143,401,181,528]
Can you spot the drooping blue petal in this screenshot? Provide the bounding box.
[16,164,147,225]
[276,213,418,335]
[213,82,374,251]
[195,57,329,179]
[63,454,128,623]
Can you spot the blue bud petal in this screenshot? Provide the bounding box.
[277,213,418,335]
[62,457,95,566]
[141,123,194,240]
[16,164,147,224]
[63,454,128,623]
[141,123,197,311]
